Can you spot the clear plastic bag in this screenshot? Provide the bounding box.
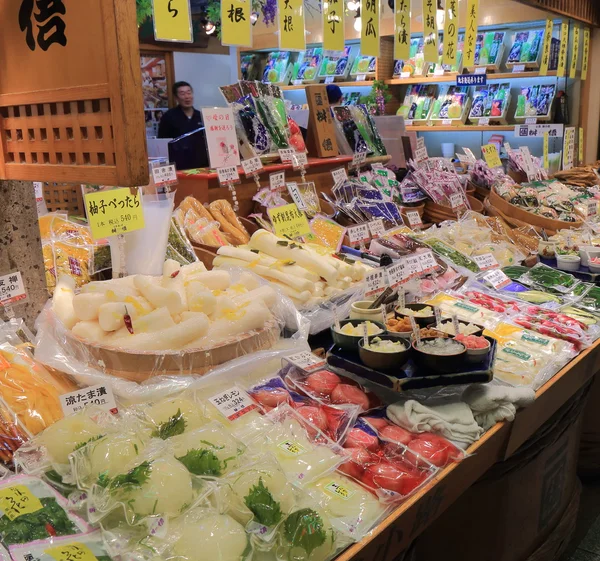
[9,531,112,561]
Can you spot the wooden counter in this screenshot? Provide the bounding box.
[336,341,600,561]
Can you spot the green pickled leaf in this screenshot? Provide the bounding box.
[283,508,327,557]
[244,477,283,527]
[176,448,223,477]
[152,409,186,440]
[105,461,152,493]
[73,434,105,451]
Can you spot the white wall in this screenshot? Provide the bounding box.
[173,50,238,108]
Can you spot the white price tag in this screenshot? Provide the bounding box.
[405,120,414,126]
[484,269,511,289]
[331,167,348,185]
[462,147,477,163]
[347,223,370,244]
[33,181,43,201]
[520,146,536,180]
[0,272,27,306]
[504,142,512,154]
[152,164,177,185]
[449,193,463,209]
[368,219,385,238]
[417,251,437,273]
[473,253,499,271]
[270,171,286,190]
[325,76,335,84]
[356,74,367,81]
[512,64,526,73]
[365,268,388,297]
[241,156,263,175]
[479,117,490,126]
[292,152,309,168]
[352,151,367,167]
[441,119,453,126]
[434,67,445,76]
[406,210,422,228]
[400,71,411,78]
[292,79,303,86]
[586,199,598,217]
[414,137,428,162]
[404,255,422,278]
[474,67,487,75]
[209,387,257,421]
[525,117,537,125]
[456,154,471,164]
[286,351,326,371]
[287,182,307,211]
[386,261,408,288]
[279,148,296,163]
[60,384,118,417]
[217,165,240,184]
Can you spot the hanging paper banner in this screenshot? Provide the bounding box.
[579,127,584,165]
[562,127,575,170]
[539,19,553,76]
[422,0,437,63]
[153,0,193,42]
[464,0,479,68]
[543,132,549,170]
[278,0,306,51]
[361,0,380,57]
[569,25,580,79]
[394,0,411,61]
[442,0,459,67]
[581,28,590,81]
[221,0,252,47]
[323,0,345,52]
[557,22,568,77]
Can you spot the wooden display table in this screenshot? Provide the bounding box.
[336,341,600,561]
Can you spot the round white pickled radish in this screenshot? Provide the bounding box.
[146,398,207,433]
[228,467,295,526]
[89,433,146,480]
[129,456,192,517]
[40,413,103,464]
[170,429,242,473]
[173,514,249,561]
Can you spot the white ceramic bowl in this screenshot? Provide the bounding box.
[580,246,600,267]
[556,254,581,272]
[589,260,600,273]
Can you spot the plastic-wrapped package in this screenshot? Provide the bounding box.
[517,263,581,295]
[425,292,502,329]
[0,475,90,545]
[137,394,211,437]
[248,405,345,487]
[305,473,389,541]
[166,218,200,265]
[0,400,29,469]
[9,531,113,561]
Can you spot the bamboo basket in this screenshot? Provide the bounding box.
[424,195,484,224]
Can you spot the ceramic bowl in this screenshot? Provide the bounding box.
[411,337,466,374]
[556,254,581,272]
[358,336,411,371]
[394,303,436,327]
[331,319,387,352]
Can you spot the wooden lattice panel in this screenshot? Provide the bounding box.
[516,0,600,26]
[42,182,85,214]
[0,0,148,186]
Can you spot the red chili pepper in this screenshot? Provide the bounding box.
[170,270,180,278]
[124,313,134,334]
[45,523,56,536]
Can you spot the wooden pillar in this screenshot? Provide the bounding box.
[0,180,48,330]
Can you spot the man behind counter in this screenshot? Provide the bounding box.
[158,81,203,139]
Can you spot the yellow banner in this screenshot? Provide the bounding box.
[221,0,252,47]
[557,22,568,77]
[84,188,145,240]
[153,0,193,42]
[539,19,553,76]
[323,0,345,52]
[361,0,380,57]
[543,132,549,170]
[422,0,438,63]
[394,0,411,61]
[579,127,584,165]
[569,25,580,79]
[581,28,590,80]
[562,127,575,170]
[482,144,502,168]
[278,0,305,51]
[268,203,312,239]
[442,0,459,67]
[464,0,479,68]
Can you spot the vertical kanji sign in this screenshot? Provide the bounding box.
[221,0,252,47]
[464,0,479,68]
[569,24,580,79]
[305,85,339,157]
[539,19,553,76]
[581,27,590,81]
[323,0,344,52]
[361,0,380,57]
[394,0,411,61]
[153,0,193,42]
[442,0,458,67]
[422,0,437,63]
[557,22,568,77]
[278,0,305,51]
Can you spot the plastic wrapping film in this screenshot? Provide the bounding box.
[33,264,310,405]
[9,531,111,561]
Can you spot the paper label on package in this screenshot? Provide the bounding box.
[482,144,502,168]
[209,387,257,421]
[241,156,263,175]
[268,203,312,239]
[521,332,550,346]
[386,261,409,288]
[269,171,286,190]
[45,542,98,561]
[417,251,437,273]
[473,253,499,271]
[406,210,422,228]
[462,147,477,163]
[285,351,326,372]
[352,152,368,167]
[278,148,295,163]
[287,182,307,211]
[278,440,307,456]
[332,167,348,185]
[324,480,356,501]
[368,219,386,238]
[586,199,598,217]
[291,152,308,168]
[0,485,43,521]
[0,272,27,307]
[483,269,511,289]
[365,267,388,297]
[347,224,370,244]
[415,137,428,162]
[60,384,118,416]
[449,193,464,209]
[217,166,240,184]
[151,164,177,186]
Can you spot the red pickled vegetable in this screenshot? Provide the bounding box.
[362,416,390,431]
[379,425,413,446]
[331,384,370,411]
[296,406,328,432]
[344,428,379,451]
[252,388,290,408]
[305,370,341,396]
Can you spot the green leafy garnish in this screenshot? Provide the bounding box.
[176,443,237,477]
[283,508,327,557]
[152,409,186,440]
[244,477,282,527]
[98,461,152,492]
[277,240,289,246]
[73,434,105,451]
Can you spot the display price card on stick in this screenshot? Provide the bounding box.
[151,164,177,187]
[84,188,145,240]
[347,224,370,245]
[0,272,27,308]
[270,171,286,190]
[481,144,502,168]
[285,351,326,372]
[287,182,307,211]
[406,210,423,229]
[473,253,499,271]
[201,108,241,169]
[368,219,385,238]
[268,203,312,239]
[365,268,388,298]
[60,384,118,416]
[484,269,511,289]
[209,387,257,422]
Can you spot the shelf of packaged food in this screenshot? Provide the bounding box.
[385,70,558,86]
[281,81,374,90]
[406,125,515,132]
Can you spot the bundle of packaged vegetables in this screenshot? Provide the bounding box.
[39,213,111,294]
[425,292,501,328]
[516,263,581,295]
